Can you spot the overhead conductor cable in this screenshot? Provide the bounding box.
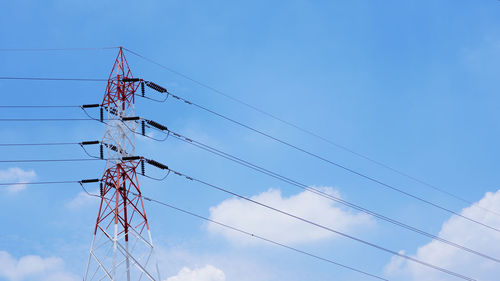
[163,130,500,264]
[156,91,500,234]
[163,167,477,281]
[123,48,499,218]
[139,194,389,281]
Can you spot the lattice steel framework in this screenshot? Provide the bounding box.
[84,47,161,281]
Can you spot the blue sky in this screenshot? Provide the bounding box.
[1,1,500,280]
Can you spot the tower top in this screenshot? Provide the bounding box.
[102,48,139,111]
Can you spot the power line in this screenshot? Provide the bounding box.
[0,180,79,186]
[2,77,487,220]
[0,47,118,51]
[4,174,476,279]
[123,48,496,218]
[0,158,102,163]
[121,109,500,256]
[141,195,388,281]
[0,142,80,146]
[0,49,491,218]
[10,96,493,240]
[2,48,482,280]
[0,142,101,160]
[0,118,99,121]
[72,181,387,280]
[0,105,80,108]
[159,93,500,235]
[161,167,477,281]
[164,130,500,264]
[123,47,258,107]
[0,77,106,81]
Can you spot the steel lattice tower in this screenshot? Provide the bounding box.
[84,48,161,281]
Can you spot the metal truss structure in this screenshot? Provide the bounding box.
[84,47,161,281]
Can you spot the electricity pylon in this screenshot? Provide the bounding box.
[84,47,161,281]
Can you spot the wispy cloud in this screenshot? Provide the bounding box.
[0,167,36,193]
[65,189,99,209]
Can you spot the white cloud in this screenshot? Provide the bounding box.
[208,187,374,245]
[156,247,273,281]
[0,167,36,192]
[65,189,99,209]
[384,189,500,281]
[165,265,225,281]
[0,251,78,281]
[383,250,410,279]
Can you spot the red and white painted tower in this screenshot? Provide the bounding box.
[84,47,161,281]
